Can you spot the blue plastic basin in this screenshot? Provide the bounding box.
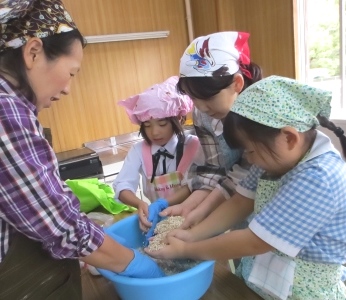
[98,214,215,300]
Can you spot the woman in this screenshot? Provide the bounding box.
[0,1,163,299]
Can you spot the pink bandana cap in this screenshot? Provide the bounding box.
[180,31,252,78]
[118,76,193,125]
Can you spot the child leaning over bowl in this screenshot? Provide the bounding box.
[146,76,346,300]
[113,76,204,242]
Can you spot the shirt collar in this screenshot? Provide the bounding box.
[303,130,341,163]
[211,118,223,136]
[151,134,178,155]
[0,76,37,114]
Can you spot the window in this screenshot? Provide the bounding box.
[297,0,345,120]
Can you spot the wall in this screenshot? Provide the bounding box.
[39,0,297,153]
[38,0,189,152]
[190,0,296,78]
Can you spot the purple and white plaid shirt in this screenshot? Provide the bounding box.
[0,77,104,262]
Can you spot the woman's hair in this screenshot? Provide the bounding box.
[176,62,263,99]
[223,112,317,160]
[0,29,86,102]
[140,116,186,145]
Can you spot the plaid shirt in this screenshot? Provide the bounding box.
[0,77,104,262]
[187,107,249,199]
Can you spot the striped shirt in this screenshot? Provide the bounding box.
[0,77,104,262]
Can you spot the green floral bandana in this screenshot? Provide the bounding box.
[231,75,332,132]
[0,0,77,52]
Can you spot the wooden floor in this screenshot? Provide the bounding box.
[81,260,263,300]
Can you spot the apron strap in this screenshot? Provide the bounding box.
[177,135,200,174]
[0,232,82,300]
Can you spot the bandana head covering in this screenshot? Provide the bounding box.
[0,1,35,23]
[118,76,193,125]
[231,75,332,132]
[180,31,251,78]
[0,0,77,52]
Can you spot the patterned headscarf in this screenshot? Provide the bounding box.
[180,31,252,78]
[231,75,332,132]
[0,0,77,52]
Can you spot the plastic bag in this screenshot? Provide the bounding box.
[66,178,136,214]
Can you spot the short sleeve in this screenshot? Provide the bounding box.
[249,167,336,257]
[237,165,264,199]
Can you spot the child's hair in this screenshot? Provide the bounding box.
[317,115,346,158]
[223,112,346,159]
[140,116,186,145]
[176,62,263,100]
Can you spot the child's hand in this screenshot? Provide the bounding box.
[180,206,207,229]
[144,199,168,244]
[144,235,187,260]
[160,202,191,218]
[137,202,150,232]
[166,228,194,242]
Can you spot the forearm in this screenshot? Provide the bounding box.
[80,234,133,272]
[182,189,211,211]
[165,185,191,205]
[189,193,254,241]
[119,190,142,208]
[192,188,226,218]
[185,228,273,261]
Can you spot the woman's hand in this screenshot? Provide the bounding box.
[137,201,150,232]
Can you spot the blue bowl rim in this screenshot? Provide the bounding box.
[98,214,215,286]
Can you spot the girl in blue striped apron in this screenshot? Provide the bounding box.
[146,76,346,299]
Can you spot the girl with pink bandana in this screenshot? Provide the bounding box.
[114,76,203,241]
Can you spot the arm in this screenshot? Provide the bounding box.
[119,190,150,231]
[161,189,211,217]
[113,144,151,229]
[146,193,270,260]
[187,192,254,241]
[165,185,191,205]
[0,97,163,278]
[170,228,273,261]
[80,234,133,272]
[180,187,226,229]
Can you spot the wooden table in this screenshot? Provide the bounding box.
[82,210,263,299]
